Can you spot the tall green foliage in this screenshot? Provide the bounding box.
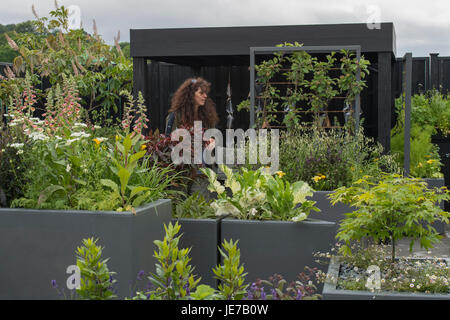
[391,92,444,178]
[1,4,132,126]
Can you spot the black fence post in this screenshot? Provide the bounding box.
[430,53,440,90]
[377,52,393,153]
[402,53,412,177]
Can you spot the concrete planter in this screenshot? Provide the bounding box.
[0,199,172,299]
[431,134,450,212]
[171,217,225,288]
[322,257,450,300]
[311,191,355,226]
[220,218,336,285]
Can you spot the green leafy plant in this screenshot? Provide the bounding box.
[144,222,201,300]
[403,90,450,136]
[213,239,248,300]
[173,192,216,219]
[391,124,443,178]
[76,237,117,300]
[391,93,445,178]
[337,49,371,107]
[201,164,318,221]
[238,43,370,130]
[280,125,400,191]
[329,174,450,262]
[101,132,148,211]
[306,53,338,125]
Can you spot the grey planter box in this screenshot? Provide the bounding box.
[322,257,450,300]
[171,217,224,288]
[0,199,172,300]
[423,178,447,235]
[220,218,336,286]
[311,191,355,226]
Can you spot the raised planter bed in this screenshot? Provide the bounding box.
[0,199,172,299]
[431,134,450,212]
[311,191,355,225]
[171,217,226,288]
[423,178,447,234]
[322,256,450,300]
[220,218,336,285]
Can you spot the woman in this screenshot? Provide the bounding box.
[165,77,219,200]
[165,77,218,135]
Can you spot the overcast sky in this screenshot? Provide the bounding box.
[1,0,450,57]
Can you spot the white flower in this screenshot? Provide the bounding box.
[410,283,414,288]
[16,149,24,155]
[411,279,415,283]
[66,164,71,172]
[71,131,90,138]
[94,125,101,129]
[9,143,24,149]
[65,138,79,146]
[29,131,49,141]
[73,122,88,128]
[249,208,257,216]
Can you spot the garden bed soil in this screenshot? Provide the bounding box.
[322,256,450,300]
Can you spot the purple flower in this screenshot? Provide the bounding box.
[260,287,266,300]
[137,270,145,281]
[270,288,278,300]
[51,280,57,288]
[184,283,191,296]
[296,289,303,300]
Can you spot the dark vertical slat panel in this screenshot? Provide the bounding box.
[430,53,440,90]
[439,58,450,94]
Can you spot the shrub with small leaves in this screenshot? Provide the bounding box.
[76,237,117,300]
[144,222,201,300]
[213,239,248,300]
[329,173,450,262]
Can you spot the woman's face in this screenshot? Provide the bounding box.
[193,87,207,107]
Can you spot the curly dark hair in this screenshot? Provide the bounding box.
[169,77,219,129]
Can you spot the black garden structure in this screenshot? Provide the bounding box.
[130,22,397,151]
